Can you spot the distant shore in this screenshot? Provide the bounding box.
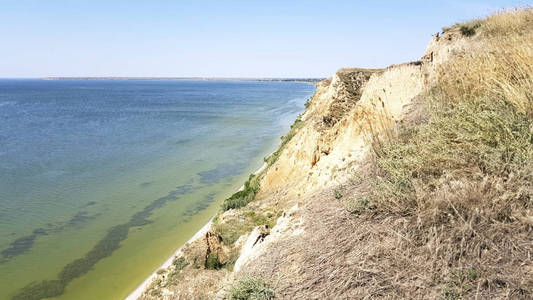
[43,77,324,83]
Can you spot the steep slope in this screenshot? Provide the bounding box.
[139,8,532,300]
[260,63,424,198]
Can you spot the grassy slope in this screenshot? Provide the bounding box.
[346,8,533,299]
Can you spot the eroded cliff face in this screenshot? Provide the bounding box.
[228,28,491,299]
[259,28,474,201]
[260,64,424,199]
[139,26,480,300]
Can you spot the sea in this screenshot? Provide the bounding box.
[0,79,315,299]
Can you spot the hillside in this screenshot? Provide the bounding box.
[139,8,532,299]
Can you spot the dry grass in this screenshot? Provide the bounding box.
[438,7,533,116]
[442,19,484,35]
[214,210,278,245]
[140,237,230,299]
[361,7,533,212]
[482,7,533,37]
[343,7,533,299]
[243,8,533,298]
[228,276,275,300]
[244,159,532,299]
[369,96,533,214]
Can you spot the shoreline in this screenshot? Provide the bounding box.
[124,86,312,299]
[125,162,268,300]
[42,77,324,83]
[124,219,213,300]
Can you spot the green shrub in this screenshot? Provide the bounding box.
[441,267,480,299]
[468,268,477,280]
[264,116,304,166]
[214,221,251,245]
[243,211,277,228]
[173,256,189,271]
[442,19,483,36]
[222,174,261,211]
[346,197,376,214]
[333,189,343,199]
[205,252,224,270]
[304,98,312,108]
[460,23,480,36]
[229,277,275,300]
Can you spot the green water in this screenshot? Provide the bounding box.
[56,148,271,300]
[0,80,315,299]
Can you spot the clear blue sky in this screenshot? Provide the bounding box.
[0,0,529,78]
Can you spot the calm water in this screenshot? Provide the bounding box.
[0,79,314,299]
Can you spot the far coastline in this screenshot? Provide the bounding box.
[43,77,324,83]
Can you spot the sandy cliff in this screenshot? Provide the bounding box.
[137,8,533,299]
[259,27,470,200]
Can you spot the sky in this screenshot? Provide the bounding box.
[0,0,530,78]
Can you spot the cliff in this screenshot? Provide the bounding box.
[139,8,533,299]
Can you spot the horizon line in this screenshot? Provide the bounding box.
[0,76,326,81]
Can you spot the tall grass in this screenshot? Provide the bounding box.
[438,7,533,116]
[358,7,533,214]
[346,8,533,297]
[369,96,533,214]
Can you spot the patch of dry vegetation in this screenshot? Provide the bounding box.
[228,276,275,300]
[346,7,533,299]
[443,19,484,36]
[439,8,533,116]
[214,210,279,246]
[140,240,230,299]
